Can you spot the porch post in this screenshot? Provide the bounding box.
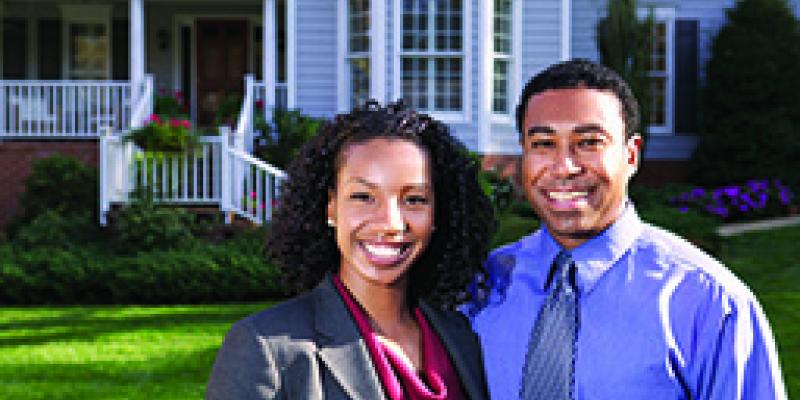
[263,0,276,109]
[130,0,145,103]
[0,2,5,79]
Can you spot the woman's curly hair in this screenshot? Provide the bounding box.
[266,101,495,308]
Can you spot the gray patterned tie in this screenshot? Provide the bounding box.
[519,251,578,400]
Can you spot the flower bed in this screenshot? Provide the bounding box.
[670,179,795,222]
[125,114,197,152]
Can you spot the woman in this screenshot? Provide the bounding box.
[206,101,495,400]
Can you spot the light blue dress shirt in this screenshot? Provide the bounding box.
[468,205,787,400]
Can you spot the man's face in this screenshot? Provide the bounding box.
[520,88,640,249]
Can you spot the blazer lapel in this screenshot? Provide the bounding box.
[312,279,387,400]
[419,301,488,400]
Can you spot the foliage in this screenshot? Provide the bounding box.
[13,210,98,250]
[124,114,197,152]
[638,204,721,254]
[9,155,98,236]
[113,189,196,253]
[254,109,322,168]
[154,88,188,117]
[669,179,795,222]
[596,0,654,144]
[0,229,281,305]
[213,94,243,128]
[481,168,516,212]
[691,0,800,187]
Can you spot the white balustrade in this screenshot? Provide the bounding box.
[0,80,132,138]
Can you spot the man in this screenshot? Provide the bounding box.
[467,59,786,399]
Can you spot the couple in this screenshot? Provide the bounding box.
[206,60,786,399]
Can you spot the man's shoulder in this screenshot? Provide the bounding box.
[633,221,755,303]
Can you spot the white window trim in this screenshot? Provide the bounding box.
[287,0,296,109]
[490,0,522,125]
[59,5,112,80]
[639,7,675,136]
[338,0,384,112]
[392,0,471,124]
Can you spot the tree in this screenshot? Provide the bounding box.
[596,0,654,148]
[691,0,800,187]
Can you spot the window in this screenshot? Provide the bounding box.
[348,0,371,109]
[492,0,512,114]
[69,23,109,80]
[644,9,674,134]
[400,0,464,113]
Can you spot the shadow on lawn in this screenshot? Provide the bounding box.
[0,346,221,399]
[0,306,266,347]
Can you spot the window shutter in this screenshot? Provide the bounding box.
[674,19,698,134]
[112,20,130,80]
[38,20,62,79]
[2,19,27,79]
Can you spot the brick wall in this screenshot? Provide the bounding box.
[0,141,98,231]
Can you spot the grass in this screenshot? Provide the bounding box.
[0,303,270,399]
[0,225,796,399]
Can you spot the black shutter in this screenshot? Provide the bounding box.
[112,20,130,80]
[3,19,27,79]
[38,20,62,79]
[674,19,698,134]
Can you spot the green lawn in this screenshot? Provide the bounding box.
[0,226,797,399]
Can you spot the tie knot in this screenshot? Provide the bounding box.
[547,251,576,292]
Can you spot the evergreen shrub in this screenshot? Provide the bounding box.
[691,0,800,187]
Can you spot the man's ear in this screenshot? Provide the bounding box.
[626,135,642,175]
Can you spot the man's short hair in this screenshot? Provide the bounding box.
[516,59,640,140]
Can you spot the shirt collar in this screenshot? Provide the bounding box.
[517,201,643,295]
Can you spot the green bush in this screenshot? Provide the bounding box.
[254,109,322,168]
[214,94,243,127]
[639,204,721,254]
[113,191,196,253]
[11,155,98,235]
[14,210,98,250]
[0,231,282,305]
[691,0,800,187]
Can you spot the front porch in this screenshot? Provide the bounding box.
[1,0,289,226]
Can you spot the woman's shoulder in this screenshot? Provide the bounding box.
[236,291,318,338]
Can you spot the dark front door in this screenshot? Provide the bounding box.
[196,19,248,126]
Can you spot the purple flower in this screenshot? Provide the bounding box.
[706,204,729,218]
[779,189,792,206]
[739,204,749,212]
[678,206,689,213]
[747,179,769,192]
[722,186,740,197]
[690,187,706,198]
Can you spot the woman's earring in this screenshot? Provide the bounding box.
[327,218,335,227]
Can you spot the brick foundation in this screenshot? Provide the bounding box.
[0,140,98,231]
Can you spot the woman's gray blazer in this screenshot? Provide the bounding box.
[206,278,489,400]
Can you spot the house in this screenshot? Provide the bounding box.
[2,0,798,229]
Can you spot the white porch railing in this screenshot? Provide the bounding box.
[100,129,286,225]
[0,80,133,138]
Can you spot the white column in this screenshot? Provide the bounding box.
[130,0,145,101]
[477,0,492,153]
[561,0,572,61]
[0,2,5,79]
[263,0,276,109]
[370,0,386,104]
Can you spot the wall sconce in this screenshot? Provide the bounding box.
[157,28,169,51]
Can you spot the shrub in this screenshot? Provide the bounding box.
[596,0,654,147]
[13,210,98,250]
[0,229,282,305]
[214,94,243,127]
[639,205,721,254]
[154,89,188,117]
[691,0,800,187]
[9,155,97,236]
[254,109,322,168]
[113,190,196,253]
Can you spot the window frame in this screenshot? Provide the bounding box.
[393,0,471,124]
[59,5,112,81]
[639,7,675,136]
[490,0,521,123]
[347,0,372,110]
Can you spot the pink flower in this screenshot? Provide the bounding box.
[148,114,162,124]
[255,99,264,110]
[169,118,181,128]
[250,191,257,199]
[174,90,184,102]
[181,119,191,129]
